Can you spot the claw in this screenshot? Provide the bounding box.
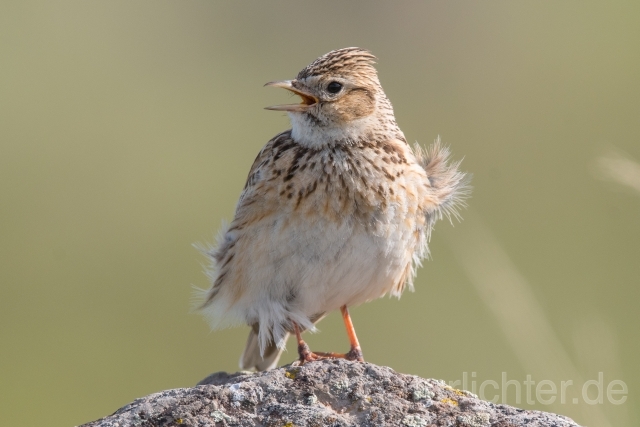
[345,347,364,362]
[313,347,364,362]
[298,341,328,364]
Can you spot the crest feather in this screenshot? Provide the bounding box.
[297,47,377,79]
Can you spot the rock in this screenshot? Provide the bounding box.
[81,359,580,427]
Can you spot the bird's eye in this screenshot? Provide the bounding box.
[327,81,343,94]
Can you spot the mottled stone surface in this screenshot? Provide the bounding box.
[81,360,580,427]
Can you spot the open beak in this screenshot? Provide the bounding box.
[264,80,318,112]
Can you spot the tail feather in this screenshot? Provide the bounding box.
[240,327,288,371]
[414,137,471,234]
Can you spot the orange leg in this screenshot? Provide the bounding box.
[341,305,364,361]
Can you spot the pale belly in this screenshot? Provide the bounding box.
[236,210,417,328]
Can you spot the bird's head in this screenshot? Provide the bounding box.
[265,48,402,147]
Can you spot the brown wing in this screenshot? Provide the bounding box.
[201,130,301,305]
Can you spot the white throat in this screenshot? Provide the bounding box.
[289,113,382,148]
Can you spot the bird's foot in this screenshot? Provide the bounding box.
[345,346,364,362]
[297,342,327,364]
[313,347,364,362]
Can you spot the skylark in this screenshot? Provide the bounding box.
[199,48,469,371]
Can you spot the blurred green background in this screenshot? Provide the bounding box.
[1,1,639,426]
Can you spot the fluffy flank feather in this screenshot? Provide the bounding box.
[192,223,245,331]
[414,137,472,238]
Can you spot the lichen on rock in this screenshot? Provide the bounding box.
[81,360,581,427]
